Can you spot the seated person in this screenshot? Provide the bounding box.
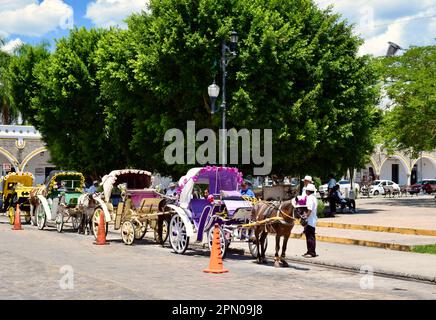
[58,181,67,192]
[165,182,177,197]
[333,185,356,213]
[240,182,255,198]
[85,180,99,194]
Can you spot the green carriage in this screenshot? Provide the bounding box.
[32,171,85,232]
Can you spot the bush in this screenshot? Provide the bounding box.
[317,200,326,218]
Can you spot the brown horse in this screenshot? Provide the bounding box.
[251,200,295,267]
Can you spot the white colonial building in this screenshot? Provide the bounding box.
[357,145,436,186]
[0,125,54,185]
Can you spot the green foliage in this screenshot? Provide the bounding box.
[96,0,380,177]
[9,1,380,178]
[317,199,326,218]
[7,43,50,124]
[29,28,124,178]
[380,45,436,154]
[412,245,436,255]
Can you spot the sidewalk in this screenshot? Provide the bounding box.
[228,235,436,283]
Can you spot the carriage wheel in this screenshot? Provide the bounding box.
[7,207,15,225]
[133,220,147,240]
[154,218,169,245]
[71,215,81,231]
[169,214,189,254]
[36,205,46,230]
[207,225,228,258]
[248,229,268,259]
[121,221,135,245]
[92,208,109,240]
[55,212,64,233]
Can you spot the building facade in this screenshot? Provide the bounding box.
[0,125,54,185]
[357,145,436,186]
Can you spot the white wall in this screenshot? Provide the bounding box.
[23,151,53,185]
[416,158,436,180]
[380,158,408,186]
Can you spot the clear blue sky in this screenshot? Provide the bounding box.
[0,0,435,55]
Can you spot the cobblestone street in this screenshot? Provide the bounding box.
[1,216,435,300]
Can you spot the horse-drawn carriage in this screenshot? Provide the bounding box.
[168,166,260,257]
[1,172,34,225]
[97,169,173,245]
[31,171,87,232]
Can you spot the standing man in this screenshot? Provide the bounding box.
[301,175,313,195]
[303,184,318,258]
[327,174,337,217]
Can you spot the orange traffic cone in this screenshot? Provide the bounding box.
[93,212,109,245]
[203,224,229,274]
[12,204,23,231]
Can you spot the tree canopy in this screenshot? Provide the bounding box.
[380,45,436,154]
[8,0,380,178]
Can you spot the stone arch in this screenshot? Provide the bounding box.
[411,155,436,181]
[380,153,411,174]
[0,147,20,171]
[368,156,380,175]
[20,147,48,172]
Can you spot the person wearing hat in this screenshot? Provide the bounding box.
[303,183,318,258]
[301,175,313,195]
[166,182,177,197]
[240,181,255,198]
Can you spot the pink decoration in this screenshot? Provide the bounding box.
[192,176,198,182]
[207,195,214,203]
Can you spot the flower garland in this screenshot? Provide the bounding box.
[176,166,244,194]
[48,172,85,193]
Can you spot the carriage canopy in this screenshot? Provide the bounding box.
[101,169,153,202]
[177,166,243,207]
[1,172,34,193]
[44,171,85,193]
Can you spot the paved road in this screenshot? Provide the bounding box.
[1,216,435,300]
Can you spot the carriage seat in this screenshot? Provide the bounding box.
[220,190,243,200]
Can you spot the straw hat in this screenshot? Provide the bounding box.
[302,175,313,183]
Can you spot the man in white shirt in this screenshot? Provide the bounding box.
[303,183,318,258]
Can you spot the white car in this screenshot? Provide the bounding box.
[319,180,360,197]
[369,180,400,196]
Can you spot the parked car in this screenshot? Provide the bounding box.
[369,180,400,196]
[423,179,436,194]
[412,179,436,194]
[319,180,360,198]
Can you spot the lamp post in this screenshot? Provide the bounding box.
[208,30,238,166]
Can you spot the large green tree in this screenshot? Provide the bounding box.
[30,28,125,178]
[7,43,50,124]
[381,45,436,154]
[0,39,14,124]
[96,0,380,177]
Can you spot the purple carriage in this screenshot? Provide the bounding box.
[168,166,258,257]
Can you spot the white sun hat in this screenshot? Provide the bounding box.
[306,183,317,192]
[302,175,313,183]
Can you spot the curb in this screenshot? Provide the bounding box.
[315,221,436,237]
[289,233,415,252]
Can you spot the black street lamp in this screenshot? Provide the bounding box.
[208,30,239,166]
